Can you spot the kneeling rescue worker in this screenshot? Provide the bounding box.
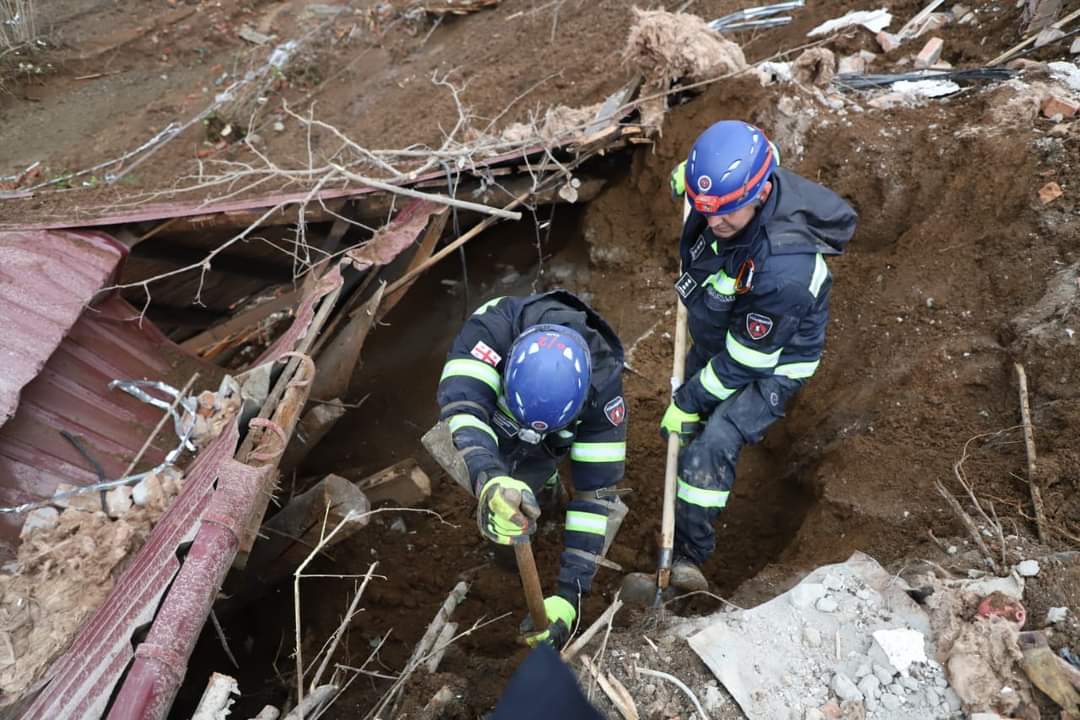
[436,291,628,648]
[663,120,857,591]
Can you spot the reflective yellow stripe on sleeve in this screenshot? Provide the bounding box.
[448,414,498,443]
[440,358,501,392]
[676,479,729,508]
[570,442,626,463]
[775,360,820,379]
[700,362,736,400]
[725,331,782,369]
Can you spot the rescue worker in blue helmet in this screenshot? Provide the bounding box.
[436,291,628,648]
[662,120,857,591]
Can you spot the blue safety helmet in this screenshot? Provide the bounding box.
[684,120,777,216]
[503,324,591,436]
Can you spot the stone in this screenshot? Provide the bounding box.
[805,709,826,720]
[871,628,927,674]
[389,516,407,533]
[970,714,1002,720]
[273,120,286,132]
[1046,606,1068,624]
[791,582,828,608]
[1034,27,1066,48]
[823,573,844,591]
[1041,95,1080,119]
[804,626,823,648]
[105,485,133,517]
[832,673,863,703]
[873,664,895,685]
[855,662,872,678]
[914,37,944,69]
[821,700,842,719]
[19,507,59,538]
[944,689,962,712]
[1039,181,1064,205]
[54,483,102,512]
[876,30,900,52]
[857,674,880,700]
[900,675,920,691]
[880,693,902,711]
[838,54,866,75]
[132,474,166,510]
[703,684,725,712]
[855,588,872,601]
[816,597,839,613]
[1072,37,1080,54]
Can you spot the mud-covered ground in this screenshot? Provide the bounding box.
[3,0,1079,718]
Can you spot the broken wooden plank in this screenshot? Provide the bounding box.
[279,398,348,477]
[192,673,239,719]
[181,288,301,352]
[349,459,433,506]
[310,284,385,402]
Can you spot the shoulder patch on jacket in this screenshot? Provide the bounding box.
[746,313,774,340]
[603,396,626,426]
[470,340,502,367]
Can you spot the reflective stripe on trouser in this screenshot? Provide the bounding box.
[558,498,612,599]
[674,375,802,566]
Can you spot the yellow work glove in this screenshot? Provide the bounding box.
[660,400,701,446]
[476,476,540,545]
[520,595,576,649]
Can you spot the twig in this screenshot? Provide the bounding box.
[663,589,744,611]
[309,562,379,693]
[581,656,639,720]
[1014,363,1049,543]
[563,594,624,661]
[329,164,522,219]
[210,610,240,670]
[121,373,199,477]
[935,477,1000,574]
[635,666,708,720]
[283,685,338,720]
[405,581,469,671]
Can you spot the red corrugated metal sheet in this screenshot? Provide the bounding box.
[0,229,127,425]
[0,294,207,557]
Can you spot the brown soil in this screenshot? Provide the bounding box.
[5,0,1080,718]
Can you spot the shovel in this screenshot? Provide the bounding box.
[421,421,549,633]
[620,300,689,606]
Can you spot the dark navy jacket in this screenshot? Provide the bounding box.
[436,291,627,494]
[674,167,857,416]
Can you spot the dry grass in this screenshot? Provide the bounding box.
[1,0,36,51]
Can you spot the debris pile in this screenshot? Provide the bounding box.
[0,466,185,701]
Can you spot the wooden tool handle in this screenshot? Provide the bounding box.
[658,301,689,588]
[514,540,549,632]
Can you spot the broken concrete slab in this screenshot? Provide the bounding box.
[350,459,433,507]
[871,628,929,674]
[689,552,941,720]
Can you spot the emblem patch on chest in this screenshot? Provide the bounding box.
[689,235,707,261]
[746,312,774,340]
[674,272,698,300]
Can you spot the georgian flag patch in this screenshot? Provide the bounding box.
[470,340,502,367]
[746,313,774,340]
[604,396,626,426]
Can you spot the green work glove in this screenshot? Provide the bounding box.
[476,476,540,546]
[670,160,686,198]
[520,595,576,649]
[660,400,701,445]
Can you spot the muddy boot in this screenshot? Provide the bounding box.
[670,556,709,593]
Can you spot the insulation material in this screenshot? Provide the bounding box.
[498,104,602,146]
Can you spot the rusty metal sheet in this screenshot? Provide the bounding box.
[20,418,256,720]
[345,200,441,268]
[0,229,127,426]
[0,294,214,557]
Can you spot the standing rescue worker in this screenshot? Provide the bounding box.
[436,291,628,647]
[662,120,856,591]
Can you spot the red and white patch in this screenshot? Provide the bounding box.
[604,396,626,426]
[470,340,502,367]
[746,313,773,341]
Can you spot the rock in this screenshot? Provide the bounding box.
[832,673,863,702]
[873,663,895,685]
[20,507,59,538]
[1046,606,1068,624]
[857,674,880,699]
[805,709,826,720]
[816,597,839,613]
[1034,27,1066,48]
[105,485,133,517]
[389,516,407,533]
[703,684,725,712]
[839,700,866,719]
[821,700,842,719]
[1041,95,1080,119]
[855,588,872,601]
[871,628,927,674]
[1039,181,1064,205]
[791,582,828,608]
[54,483,102,512]
[876,31,900,52]
[1072,37,1080,54]
[914,37,944,69]
[855,662,872,679]
[803,626,823,648]
[899,675,920,691]
[943,688,962,712]
[970,714,1002,720]
[1016,559,1040,577]
[881,693,902,710]
[838,54,866,75]
[273,120,286,132]
[132,474,166,510]
[792,48,837,86]
[822,573,844,591]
